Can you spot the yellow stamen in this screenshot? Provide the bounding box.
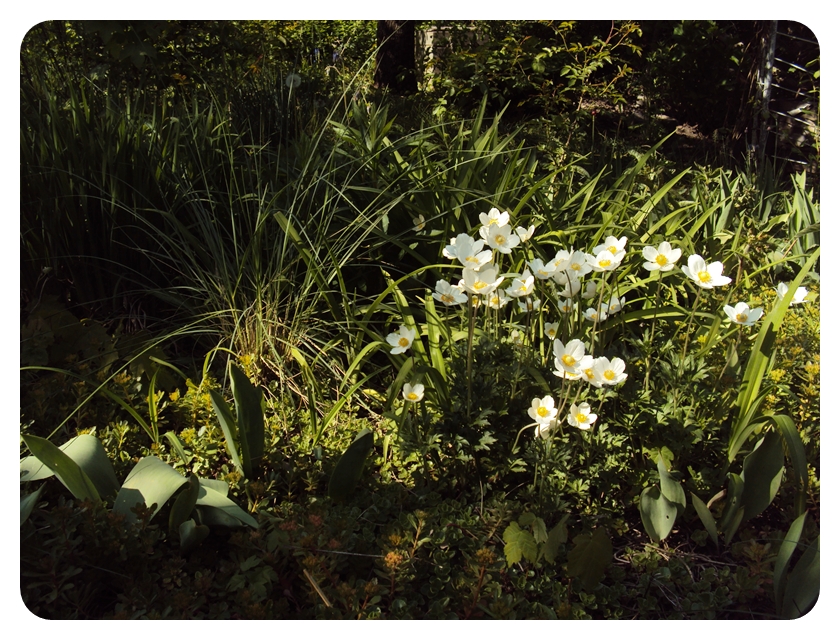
[576,413,587,423]
[608,246,617,254]
[473,281,487,290]
[604,370,615,380]
[570,262,581,271]
[698,270,712,283]
[398,337,409,347]
[561,354,576,367]
[736,313,747,323]
[599,259,611,268]
[537,407,549,418]
[656,254,668,266]
[407,393,418,401]
[495,234,506,245]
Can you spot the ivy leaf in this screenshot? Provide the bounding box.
[503,521,538,566]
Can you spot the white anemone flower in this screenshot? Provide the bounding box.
[581,280,599,300]
[517,297,541,313]
[556,273,582,298]
[544,322,560,340]
[432,280,468,306]
[412,214,426,231]
[487,291,511,309]
[480,223,521,254]
[594,356,628,386]
[579,356,602,388]
[567,402,597,430]
[535,418,559,439]
[776,282,809,304]
[479,207,509,229]
[583,304,609,323]
[557,298,576,314]
[643,241,682,272]
[387,325,415,354]
[442,233,493,270]
[566,250,594,278]
[682,254,731,289]
[461,265,504,295]
[553,338,586,376]
[549,249,572,273]
[516,224,536,243]
[402,382,425,403]
[506,269,535,298]
[723,302,764,326]
[528,395,558,426]
[593,236,627,261]
[607,295,625,315]
[587,249,622,272]
[529,258,557,280]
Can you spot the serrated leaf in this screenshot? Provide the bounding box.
[113,456,187,523]
[566,527,613,590]
[542,516,569,564]
[531,517,549,545]
[518,512,536,527]
[503,521,538,566]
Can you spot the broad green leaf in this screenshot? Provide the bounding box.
[774,512,807,612]
[328,428,374,502]
[531,517,549,545]
[20,485,44,526]
[163,431,191,467]
[541,516,569,564]
[21,435,100,504]
[657,456,686,514]
[199,477,229,497]
[740,430,784,521]
[503,521,538,566]
[690,492,718,550]
[781,536,819,619]
[230,364,265,479]
[179,518,210,554]
[169,474,200,533]
[718,472,745,532]
[518,512,537,527]
[195,482,257,528]
[21,434,119,498]
[639,486,678,543]
[566,528,613,591]
[113,456,187,523]
[209,388,242,473]
[774,415,809,516]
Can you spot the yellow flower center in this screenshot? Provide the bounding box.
[561,354,576,367]
[473,280,487,290]
[599,259,611,268]
[518,284,528,293]
[539,269,549,277]
[576,413,587,423]
[398,337,409,347]
[656,254,669,266]
[465,255,478,264]
[698,270,712,283]
[736,312,748,323]
[441,294,455,304]
[608,246,618,255]
[570,262,581,271]
[407,392,418,401]
[584,368,594,379]
[603,370,615,380]
[495,234,506,245]
[537,406,549,418]
[547,329,556,338]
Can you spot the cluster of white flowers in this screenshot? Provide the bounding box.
[552,339,627,388]
[527,394,598,439]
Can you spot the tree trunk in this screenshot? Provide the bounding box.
[374,20,417,94]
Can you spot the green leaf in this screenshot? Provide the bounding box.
[740,430,785,521]
[566,527,613,590]
[169,474,200,534]
[718,472,745,533]
[20,485,44,526]
[518,512,537,527]
[209,388,242,473]
[113,457,187,523]
[179,518,210,554]
[657,456,686,514]
[328,428,374,502]
[531,517,549,545]
[639,486,678,543]
[690,492,718,550]
[163,431,191,467]
[541,516,569,564]
[781,535,819,619]
[21,435,100,503]
[195,481,257,528]
[774,415,809,516]
[503,521,538,566]
[21,434,119,498]
[774,512,807,612]
[230,364,265,479]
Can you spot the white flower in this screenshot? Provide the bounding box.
[723,302,763,326]
[643,241,681,272]
[285,72,301,88]
[516,224,536,243]
[587,249,622,273]
[607,295,625,315]
[480,223,521,254]
[528,395,559,426]
[593,236,627,261]
[594,356,628,386]
[535,419,559,439]
[487,291,511,309]
[555,272,582,298]
[581,280,599,300]
[528,258,557,280]
[402,382,425,403]
[579,356,603,388]
[583,304,609,322]
[549,249,572,273]
[557,298,576,314]
[681,254,731,289]
[567,402,597,430]
[386,325,415,354]
[517,297,541,313]
[544,322,560,340]
[443,233,493,270]
[432,280,467,306]
[479,207,509,228]
[461,265,504,295]
[776,282,809,304]
[565,250,593,278]
[553,338,586,377]
[506,269,535,298]
[412,214,426,231]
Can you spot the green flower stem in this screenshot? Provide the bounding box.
[466,294,477,421]
[643,272,664,393]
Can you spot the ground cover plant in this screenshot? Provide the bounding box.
[20,20,819,620]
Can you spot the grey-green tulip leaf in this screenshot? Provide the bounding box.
[169,474,200,533]
[781,535,819,619]
[209,388,242,473]
[179,518,210,554]
[113,456,187,523]
[21,434,119,497]
[21,434,100,504]
[230,364,265,479]
[329,428,374,502]
[195,481,257,528]
[740,430,785,521]
[639,486,678,543]
[690,492,718,550]
[657,456,686,514]
[774,512,807,612]
[20,485,44,526]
